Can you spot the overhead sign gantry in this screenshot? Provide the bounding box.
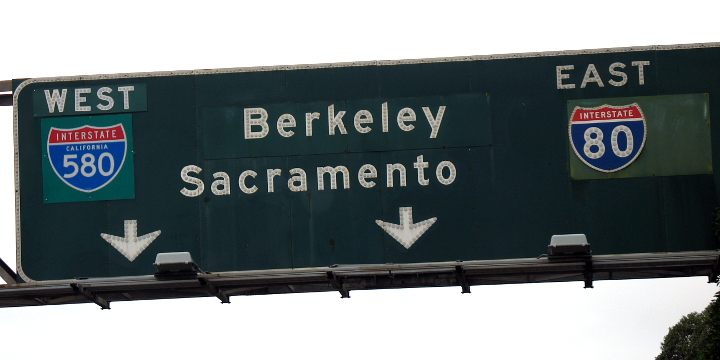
[8,44,719,290]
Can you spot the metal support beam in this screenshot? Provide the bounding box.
[0,80,11,106]
[71,283,110,310]
[455,265,471,294]
[584,258,594,289]
[33,298,48,306]
[327,271,350,298]
[0,257,18,285]
[710,254,720,284]
[199,278,230,304]
[0,251,716,308]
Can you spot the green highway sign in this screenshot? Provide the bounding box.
[13,44,719,281]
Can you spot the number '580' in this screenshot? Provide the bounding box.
[62,153,115,178]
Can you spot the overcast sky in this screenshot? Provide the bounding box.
[1,1,719,359]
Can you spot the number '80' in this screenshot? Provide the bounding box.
[582,125,634,160]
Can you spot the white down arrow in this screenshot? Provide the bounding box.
[100,220,161,262]
[375,207,437,249]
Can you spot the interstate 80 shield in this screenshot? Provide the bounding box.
[47,124,128,192]
[569,103,647,173]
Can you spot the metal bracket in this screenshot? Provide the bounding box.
[0,256,19,285]
[709,254,720,284]
[455,265,471,294]
[71,283,110,310]
[584,258,594,289]
[33,297,49,306]
[0,80,11,107]
[199,278,230,304]
[327,271,350,298]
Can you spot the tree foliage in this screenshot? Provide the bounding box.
[656,288,719,360]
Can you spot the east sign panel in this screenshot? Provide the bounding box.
[14,44,719,281]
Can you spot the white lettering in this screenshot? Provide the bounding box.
[266,169,282,193]
[608,62,628,87]
[317,166,350,190]
[386,163,407,187]
[436,161,457,185]
[244,107,270,139]
[328,105,348,135]
[239,170,258,194]
[381,102,389,133]
[353,109,373,134]
[44,89,67,113]
[181,155,460,197]
[414,155,430,186]
[180,165,204,197]
[305,112,320,137]
[288,168,308,192]
[277,114,296,138]
[96,87,114,111]
[556,65,575,89]
[75,88,91,112]
[581,64,604,88]
[358,164,377,189]
[117,86,135,110]
[397,108,416,132]
[211,172,231,196]
[422,106,445,139]
[631,60,650,85]
[558,62,649,90]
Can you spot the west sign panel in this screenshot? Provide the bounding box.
[14,44,719,281]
